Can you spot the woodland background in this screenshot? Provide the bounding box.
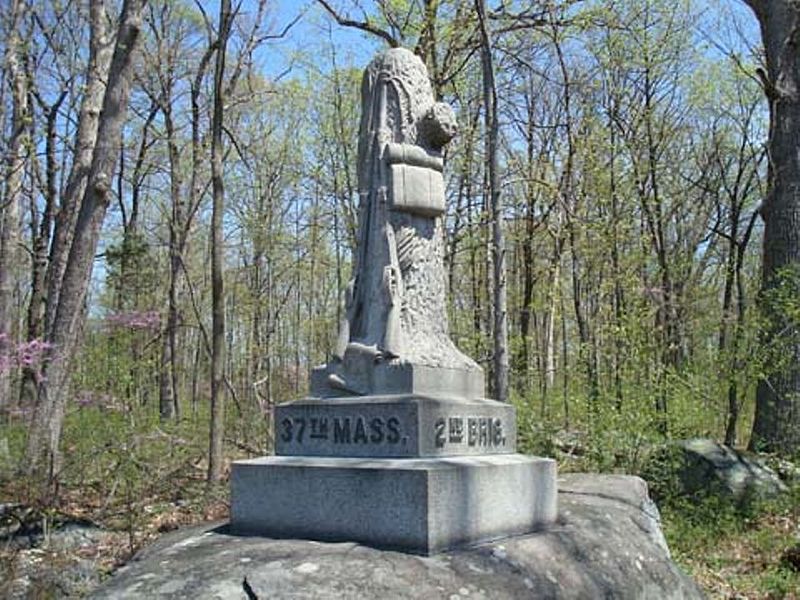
[0,0,798,596]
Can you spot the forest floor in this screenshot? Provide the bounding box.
[661,489,800,599]
[0,459,230,598]
[0,457,798,598]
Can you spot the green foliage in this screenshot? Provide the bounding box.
[105,231,160,311]
[74,325,160,410]
[0,422,27,483]
[661,480,800,597]
[512,345,759,473]
[2,373,264,541]
[759,264,800,374]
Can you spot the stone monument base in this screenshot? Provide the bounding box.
[230,454,557,555]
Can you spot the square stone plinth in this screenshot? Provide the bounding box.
[311,361,485,400]
[230,454,557,555]
[275,395,516,458]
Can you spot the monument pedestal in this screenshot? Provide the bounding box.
[231,391,558,554]
[230,454,556,555]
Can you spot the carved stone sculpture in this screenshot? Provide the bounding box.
[231,48,557,555]
[314,47,482,398]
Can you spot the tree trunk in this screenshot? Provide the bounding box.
[476,0,509,403]
[726,225,756,445]
[160,104,183,421]
[747,0,800,455]
[550,11,595,415]
[0,0,29,411]
[518,113,540,395]
[44,0,113,340]
[24,0,146,483]
[720,215,738,445]
[568,221,600,416]
[609,109,625,411]
[208,0,232,484]
[20,91,67,407]
[543,232,563,406]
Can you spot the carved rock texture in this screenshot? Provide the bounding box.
[338,48,479,374]
[90,474,703,599]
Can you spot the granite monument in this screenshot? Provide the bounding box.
[231,47,557,554]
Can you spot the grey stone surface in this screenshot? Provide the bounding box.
[644,437,788,502]
[230,47,558,561]
[275,395,516,458]
[231,454,556,555]
[386,142,446,217]
[91,474,703,599]
[311,360,485,400]
[325,46,480,390]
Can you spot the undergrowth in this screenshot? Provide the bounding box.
[660,483,800,599]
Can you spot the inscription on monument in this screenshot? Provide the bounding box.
[274,397,516,458]
[281,415,404,445]
[434,416,506,448]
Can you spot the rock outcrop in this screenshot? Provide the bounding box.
[91,473,703,599]
[644,438,787,503]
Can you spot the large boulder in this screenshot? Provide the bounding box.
[644,438,787,503]
[90,473,702,599]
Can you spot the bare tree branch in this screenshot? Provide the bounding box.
[315,0,399,47]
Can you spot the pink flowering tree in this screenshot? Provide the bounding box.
[0,334,53,382]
